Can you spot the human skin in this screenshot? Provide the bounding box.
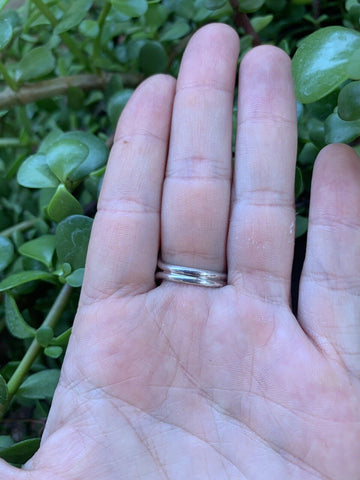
[1,23,360,480]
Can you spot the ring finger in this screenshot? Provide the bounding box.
[160,24,240,273]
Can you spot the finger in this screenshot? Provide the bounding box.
[81,75,176,303]
[228,46,297,304]
[160,23,239,272]
[298,144,360,375]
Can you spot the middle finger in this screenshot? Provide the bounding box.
[160,24,240,273]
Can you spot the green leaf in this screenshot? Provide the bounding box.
[347,49,360,80]
[251,14,273,32]
[15,46,56,82]
[56,215,93,270]
[298,142,319,166]
[0,18,12,50]
[0,375,8,406]
[325,112,360,144]
[0,271,55,292]
[296,215,308,238]
[17,154,59,189]
[17,369,60,400]
[160,20,191,41]
[46,139,89,184]
[0,436,13,451]
[139,41,168,75]
[0,438,40,465]
[295,166,304,198]
[79,19,100,38]
[203,0,227,9]
[36,326,54,347]
[111,0,148,17]
[47,184,83,223]
[18,235,56,268]
[4,294,36,339]
[292,27,360,103]
[65,268,84,287]
[107,89,133,127]
[54,0,93,34]
[238,0,265,12]
[44,346,63,359]
[338,81,360,121]
[51,327,72,347]
[59,132,108,180]
[0,235,14,272]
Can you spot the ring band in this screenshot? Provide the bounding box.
[156,259,227,288]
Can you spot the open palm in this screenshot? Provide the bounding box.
[3,24,360,480]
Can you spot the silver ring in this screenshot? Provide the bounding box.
[156,259,227,288]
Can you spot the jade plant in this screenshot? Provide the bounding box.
[0,0,359,466]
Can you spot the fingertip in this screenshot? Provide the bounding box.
[241,45,291,70]
[312,143,360,197]
[115,74,176,141]
[191,22,240,54]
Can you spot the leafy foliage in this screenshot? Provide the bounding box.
[0,0,359,466]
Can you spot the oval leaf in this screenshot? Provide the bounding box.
[0,438,40,465]
[0,18,12,50]
[325,112,360,144]
[17,154,59,189]
[338,80,360,121]
[59,132,108,180]
[54,0,93,34]
[111,0,148,17]
[0,271,55,292]
[18,235,56,268]
[17,369,60,400]
[139,41,168,75]
[160,20,191,41]
[15,46,56,82]
[47,184,83,223]
[56,215,93,270]
[36,326,54,347]
[0,235,14,272]
[44,346,63,358]
[292,27,360,103]
[4,294,36,339]
[296,215,308,238]
[65,267,84,287]
[79,19,100,38]
[46,139,89,184]
[107,89,133,127]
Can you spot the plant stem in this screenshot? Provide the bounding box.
[229,0,261,46]
[32,0,91,70]
[0,284,73,419]
[0,60,18,91]
[0,73,140,110]
[0,138,23,147]
[0,219,38,237]
[93,1,111,62]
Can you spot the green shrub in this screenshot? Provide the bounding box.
[0,0,359,465]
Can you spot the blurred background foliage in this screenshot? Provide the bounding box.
[0,0,359,466]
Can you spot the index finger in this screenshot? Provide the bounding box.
[80,74,176,304]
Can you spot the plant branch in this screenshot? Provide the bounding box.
[0,284,73,419]
[93,1,111,62]
[0,60,18,91]
[0,219,38,237]
[0,73,140,110]
[229,0,261,46]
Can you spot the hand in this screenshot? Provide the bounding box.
[3,23,360,480]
